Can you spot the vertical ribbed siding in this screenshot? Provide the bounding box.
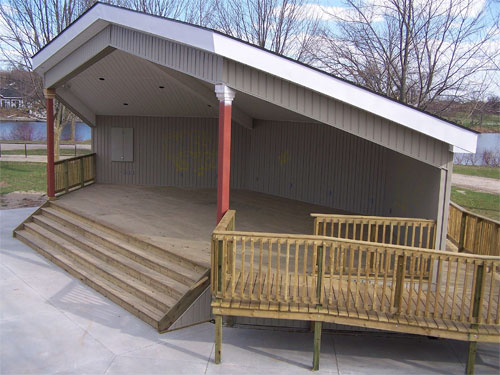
[109,25,222,84]
[223,59,450,168]
[94,116,248,188]
[246,120,388,215]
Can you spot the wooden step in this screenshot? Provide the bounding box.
[15,230,164,329]
[32,214,188,300]
[49,203,205,274]
[40,207,202,286]
[23,222,177,312]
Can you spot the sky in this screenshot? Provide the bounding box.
[1,0,499,97]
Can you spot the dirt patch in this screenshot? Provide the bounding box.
[0,191,47,210]
[452,174,500,194]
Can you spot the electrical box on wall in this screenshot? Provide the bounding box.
[111,127,133,162]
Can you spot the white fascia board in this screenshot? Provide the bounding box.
[212,33,477,153]
[32,3,477,151]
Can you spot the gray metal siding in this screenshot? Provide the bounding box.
[246,120,388,216]
[382,149,442,220]
[223,59,450,168]
[94,115,248,188]
[94,116,443,220]
[109,25,222,84]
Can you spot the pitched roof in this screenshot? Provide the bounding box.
[32,2,477,153]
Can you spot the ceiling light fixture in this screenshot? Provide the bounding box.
[159,85,165,89]
[123,103,128,106]
[99,77,105,81]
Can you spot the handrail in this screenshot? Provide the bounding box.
[54,152,96,165]
[448,202,500,256]
[211,210,499,329]
[54,153,96,195]
[311,213,437,249]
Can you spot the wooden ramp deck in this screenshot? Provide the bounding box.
[211,210,500,371]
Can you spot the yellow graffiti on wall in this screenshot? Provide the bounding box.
[163,129,217,177]
[277,151,290,166]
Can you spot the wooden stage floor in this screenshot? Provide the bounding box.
[54,184,343,269]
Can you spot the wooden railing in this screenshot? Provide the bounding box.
[448,202,500,256]
[54,153,96,195]
[312,214,437,249]
[212,211,499,327]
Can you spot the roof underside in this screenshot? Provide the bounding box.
[32,2,477,158]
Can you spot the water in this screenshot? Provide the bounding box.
[454,133,500,165]
[0,121,91,141]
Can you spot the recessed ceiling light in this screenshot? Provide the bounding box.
[99,77,105,81]
[123,103,128,106]
[159,85,165,89]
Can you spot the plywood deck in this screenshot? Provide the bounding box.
[54,184,345,269]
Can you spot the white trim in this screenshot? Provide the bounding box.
[215,83,235,103]
[32,3,477,152]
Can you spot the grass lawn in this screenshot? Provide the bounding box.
[453,165,500,180]
[1,148,91,157]
[451,187,500,222]
[0,161,46,194]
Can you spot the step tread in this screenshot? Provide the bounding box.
[33,214,189,298]
[24,222,178,310]
[16,229,164,322]
[42,207,204,283]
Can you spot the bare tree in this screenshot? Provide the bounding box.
[311,0,500,110]
[8,123,40,141]
[0,0,94,160]
[210,0,320,60]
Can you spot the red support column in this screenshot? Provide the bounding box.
[44,88,56,198]
[215,84,235,223]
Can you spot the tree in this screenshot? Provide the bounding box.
[0,0,91,160]
[311,0,500,110]
[210,0,320,60]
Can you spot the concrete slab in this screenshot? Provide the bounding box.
[1,207,498,374]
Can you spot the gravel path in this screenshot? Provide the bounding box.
[452,174,500,194]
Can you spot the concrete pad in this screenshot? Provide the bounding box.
[0,309,114,374]
[206,326,338,372]
[448,340,500,375]
[333,333,464,374]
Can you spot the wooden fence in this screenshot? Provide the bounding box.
[54,153,96,195]
[212,211,499,328]
[312,214,436,249]
[448,202,500,256]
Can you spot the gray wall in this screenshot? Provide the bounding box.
[93,116,248,188]
[94,115,442,221]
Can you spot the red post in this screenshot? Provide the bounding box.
[215,84,235,223]
[44,88,56,198]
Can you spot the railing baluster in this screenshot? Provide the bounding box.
[267,239,272,300]
[372,250,379,311]
[381,248,389,313]
[276,239,281,302]
[424,255,435,318]
[258,239,263,300]
[433,256,443,319]
[443,256,452,320]
[249,239,255,300]
[241,238,246,298]
[450,258,461,321]
[415,254,425,317]
[460,260,469,322]
[316,244,324,307]
[294,240,299,302]
[354,247,362,308]
[346,246,354,309]
[284,240,290,302]
[486,261,495,324]
[231,237,237,296]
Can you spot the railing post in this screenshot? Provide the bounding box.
[63,160,69,194]
[467,262,484,375]
[394,254,405,311]
[458,212,467,252]
[80,157,85,188]
[217,240,223,296]
[316,245,323,307]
